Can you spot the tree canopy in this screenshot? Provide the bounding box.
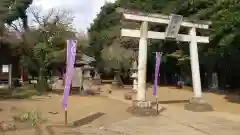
[2,7,85,91]
[88,0,240,89]
[0,0,32,27]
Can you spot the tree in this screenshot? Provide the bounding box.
[0,0,33,51]
[15,8,78,91]
[0,0,33,28]
[88,2,134,85]
[88,0,240,89]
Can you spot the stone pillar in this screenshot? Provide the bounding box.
[8,64,12,89]
[211,72,219,89]
[185,27,213,112]
[137,21,148,101]
[189,27,202,98]
[82,68,93,95]
[133,77,138,91]
[131,72,138,91]
[132,61,138,92]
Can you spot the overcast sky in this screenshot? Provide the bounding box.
[29,0,116,32]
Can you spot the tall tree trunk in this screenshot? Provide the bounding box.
[20,13,29,83]
[36,68,48,92]
[21,13,29,31]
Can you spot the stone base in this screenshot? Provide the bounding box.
[132,100,151,108]
[126,100,159,116]
[127,107,159,116]
[124,91,137,100]
[79,89,100,96]
[124,93,133,100]
[111,82,123,89]
[79,90,88,96]
[184,97,214,112]
[131,90,138,94]
[92,79,102,85]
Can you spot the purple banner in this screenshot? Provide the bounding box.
[62,40,77,109]
[153,52,162,96]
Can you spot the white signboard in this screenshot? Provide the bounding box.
[2,65,9,73]
[72,67,83,87]
[165,14,183,39]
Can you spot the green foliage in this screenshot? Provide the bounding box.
[0,84,39,99]
[88,2,135,75]
[88,0,240,88]
[0,0,32,25]
[17,9,79,91]
[12,89,40,99]
[101,40,134,72]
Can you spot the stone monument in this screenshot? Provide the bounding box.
[210,72,219,89]
[72,54,96,95]
[93,70,101,85]
[72,67,83,93]
[82,65,94,93]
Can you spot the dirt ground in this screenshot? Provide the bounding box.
[147,86,240,115]
[0,91,132,135]
[1,85,240,135]
[119,85,240,115]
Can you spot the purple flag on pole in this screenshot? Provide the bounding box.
[62,40,77,109]
[153,52,162,96]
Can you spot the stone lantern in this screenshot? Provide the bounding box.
[72,54,96,95]
[93,69,101,85]
[83,65,93,79]
[130,61,138,92]
[112,69,122,88]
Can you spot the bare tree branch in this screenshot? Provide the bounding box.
[10,19,24,33]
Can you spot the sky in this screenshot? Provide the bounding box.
[29,0,116,32]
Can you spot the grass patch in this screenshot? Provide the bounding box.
[0,84,41,99]
[8,109,47,135]
[11,90,40,99]
[12,109,45,126]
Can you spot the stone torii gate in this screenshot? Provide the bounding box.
[119,9,213,111]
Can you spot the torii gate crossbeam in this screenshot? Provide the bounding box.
[120,9,213,112]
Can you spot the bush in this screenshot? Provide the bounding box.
[11,90,40,99]
[0,84,40,99]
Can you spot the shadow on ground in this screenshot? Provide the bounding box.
[151,100,189,105]
[203,89,240,104]
[45,112,105,135]
[168,86,240,104]
[71,112,105,127]
[224,94,240,104]
[51,88,101,96]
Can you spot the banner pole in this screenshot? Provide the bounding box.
[156,96,159,114]
[153,52,162,114]
[62,40,77,125]
[64,107,67,125]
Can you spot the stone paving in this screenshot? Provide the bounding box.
[99,92,240,135]
[102,113,240,135]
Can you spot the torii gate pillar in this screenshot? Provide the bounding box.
[137,21,148,101]
[189,27,202,98]
[120,9,213,112]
